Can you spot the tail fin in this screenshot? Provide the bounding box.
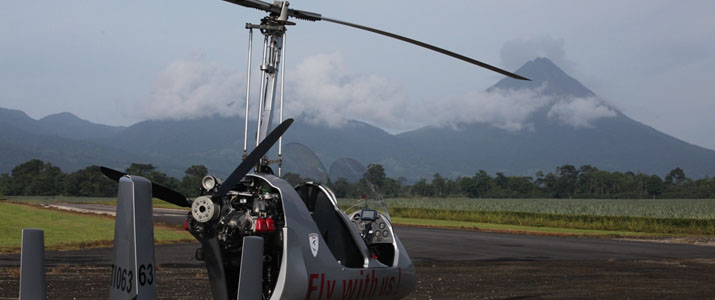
[109,175,157,300]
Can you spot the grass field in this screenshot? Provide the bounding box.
[389,207,715,235]
[0,203,192,253]
[4,196,714,237]
[385,197,715,219]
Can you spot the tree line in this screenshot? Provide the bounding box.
[1,159,714,199]
[0,159,208,198]
[286,164,715,199]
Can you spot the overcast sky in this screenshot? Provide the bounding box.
[1,1,714,150]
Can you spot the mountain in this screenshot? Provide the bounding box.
[488,57,595,98]
[0,108,124,140]
[0,108,147,174]
[397,58,715,179]
[329,158,367,183]
[88,116,407,178]
[38,112,124,139]
[2,57,714,180]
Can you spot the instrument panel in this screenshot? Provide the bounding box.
[349,209,393,244]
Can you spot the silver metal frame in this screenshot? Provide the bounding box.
[243,5,290,174]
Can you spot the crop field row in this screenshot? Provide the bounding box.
[389,207,715,235]
[384,197,715,219]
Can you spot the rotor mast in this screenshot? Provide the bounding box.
[243,1,292,175]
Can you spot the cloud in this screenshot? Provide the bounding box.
[139,52,614,132]
[547,97,617,128]
[140,52,407,131]
[421,87,553,131]
[500,37,572,72]
[139,52,245,120]
[285,52,407,129]
[420,84,617,131]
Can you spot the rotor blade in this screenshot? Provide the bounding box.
[213,118,294,198]
[221,0,322,21]
[100,166,191,207]
[201,233,229,300]
[221,0,273,12]
[321,17,530,81]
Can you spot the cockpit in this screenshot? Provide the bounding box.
[295,182,397,268]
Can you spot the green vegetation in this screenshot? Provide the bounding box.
[389,207,715,235]
[2,159,715,200]
[0,160,206,198]
[291,164,715,199]
[0,203,192,253]
[1,159,713,237]
[386,198,715,219]
[383,198,715,235]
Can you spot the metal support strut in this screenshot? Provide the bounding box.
[242,1,292,173]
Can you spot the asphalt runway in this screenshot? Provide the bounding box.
[2,226,713,268]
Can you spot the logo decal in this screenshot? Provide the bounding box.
[309,233,319,257]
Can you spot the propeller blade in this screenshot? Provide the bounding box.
[213,118,294,198]
[201,233,229,300]
[99,166,125,182]
[321,17,529,81]
[151,183,191,208]
[99,166,191,207]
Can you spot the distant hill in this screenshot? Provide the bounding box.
[88,117,408,178]
[397,58,715,178]
[0,108,124,140]
[2,57,714,180]
[329,157,367,183]
[39,112,124,139]
[0,108,146,174]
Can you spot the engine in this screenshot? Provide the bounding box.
[186,174,285,298]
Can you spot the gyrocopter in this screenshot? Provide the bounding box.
[100,1,529,299]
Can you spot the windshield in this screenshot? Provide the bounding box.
[340,178,391,221]
[281,142,331,184]
[281,142,391,220]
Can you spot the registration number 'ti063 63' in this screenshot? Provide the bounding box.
[111,263,154,293]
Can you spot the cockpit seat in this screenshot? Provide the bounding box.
[295,182,364,268]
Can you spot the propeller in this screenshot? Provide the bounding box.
[198,118,293,299]
[99,166,191,207]
[201,229,229,300]
[213,118,294,199]
[102,118,293,299]
[100,118,294,206]
[221,0,530,81]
